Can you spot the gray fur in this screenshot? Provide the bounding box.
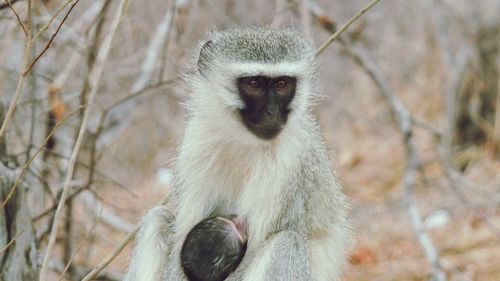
[124,206,175,281]
[200,27,315,64]
[225,231,312,281]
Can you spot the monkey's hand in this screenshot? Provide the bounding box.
[124,206,175,281]
[226,231,311,281]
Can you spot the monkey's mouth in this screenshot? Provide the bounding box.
[255,124,284,139]
[242,120,285,140]
[239,110,287,140]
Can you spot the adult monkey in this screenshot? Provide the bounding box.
[125,27,352,281]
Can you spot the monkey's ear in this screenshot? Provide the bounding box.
[197,40,213,75]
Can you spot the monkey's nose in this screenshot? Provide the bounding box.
[265,107,279,117]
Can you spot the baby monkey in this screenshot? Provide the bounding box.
[180,216,247,281]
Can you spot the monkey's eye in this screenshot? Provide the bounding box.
[274,79,287,89]
[248,79,262,89]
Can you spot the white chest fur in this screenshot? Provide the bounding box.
[174,122,301,248]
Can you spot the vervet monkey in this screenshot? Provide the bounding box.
[125,27,352,281]
[181,216,247,281]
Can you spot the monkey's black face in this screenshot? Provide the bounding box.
[237,75,296,140]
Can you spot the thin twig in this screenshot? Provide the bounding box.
[57,205,102,281]
[22,0,81,76]
[81,189,134,233]
[37,150,137,196]
[31,0,77,43]
[306,1,447,278]
[81,225,140,281]
[0,106,83,210]
[98,1,179,146]
[0,0,20,10]
[38,0,131,279]
[25,47,37,161]
[491,62,500,149]
[345,45,447,281]
[104,79,178,113]
[32,186,87,223]
[81,195,171,281]
[345,45,446,281]
[131,6,176,93]
[437,146,500,240]
[2,0,27,35]
[0,230,24,255]
[0,4,33,139]
[315,0,381,56]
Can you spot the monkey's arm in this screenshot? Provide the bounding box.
[124,206,175,281]
[226,231,311,281]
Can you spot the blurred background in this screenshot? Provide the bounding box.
[0,0,499,280]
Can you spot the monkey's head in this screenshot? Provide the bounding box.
[189,27,317,141]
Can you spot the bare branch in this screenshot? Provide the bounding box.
[38,0,131,279]
[494,70,500,147]
[0,1,33,140]
[31,0,77,43]
[57,206,102,281]
[2,0,27,35]
[32,186,88,223]
[343,45,447,281]
[0,0,20,10]
[315,0,381,56]
[0,106,83,210]
[81,225,139,281]
[436,146,500,240]
[22,0,81,76]
[131,5,177,93]
[0,230,24,255]
[81,195,171,281]
[49,259,123,281]
[302,1,448,278]
[99,3,178,147]
[81,192,134,233]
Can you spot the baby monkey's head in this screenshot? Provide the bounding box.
[181,216,247,281]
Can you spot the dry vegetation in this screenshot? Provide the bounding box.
[0,0,499,280]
